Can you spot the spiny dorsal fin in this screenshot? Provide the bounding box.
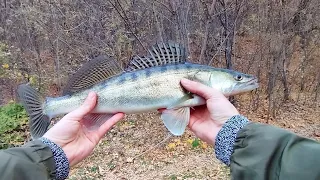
[63,55,123,95]
[125,42,186,72]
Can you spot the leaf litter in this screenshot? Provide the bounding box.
[68,94,319,180]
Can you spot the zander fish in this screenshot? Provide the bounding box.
[17,42,259,139]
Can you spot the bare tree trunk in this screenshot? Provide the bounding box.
[220,0,232,69]
[179,0,190,50]
[168,0,180,41]
[108,0,147,51]
[152,2,164,42]
[281,57,289,101]
[252,0,263,112]
[199,0,216,64]
[52,4,61,92]
[280,2,289,101]
[315,73,320,102]
[218,0,245,70]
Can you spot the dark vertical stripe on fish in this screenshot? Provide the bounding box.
[160,66,167,72]
[118,76,126,84]
[131,72,138,81]
[145,69,152,77]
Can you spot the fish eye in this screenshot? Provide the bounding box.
[234,74,243,81]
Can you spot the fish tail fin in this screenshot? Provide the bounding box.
[17,84,50,139]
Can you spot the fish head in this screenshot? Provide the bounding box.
[208,69,259,96]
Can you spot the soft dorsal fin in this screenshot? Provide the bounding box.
[63,55,123,95]
[125,42,186,72]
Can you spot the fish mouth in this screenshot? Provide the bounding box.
[224,78,259,96]
[241,78,259,93]
[235,78,259,92]
[246,78,259,87]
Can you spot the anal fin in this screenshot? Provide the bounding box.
[83,113,115,131]
[161,107,190,136]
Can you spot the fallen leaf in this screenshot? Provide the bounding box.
[2,63,9,69]
[201,142,208,149]
[174,139,181,145]
[126,157,134,163]
[167,143,176,150]
[186,139,193,144]
[98,166,104,174]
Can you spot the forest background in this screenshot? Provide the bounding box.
[0,0,319,179]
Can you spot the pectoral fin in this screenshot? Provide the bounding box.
[83,113,115,131]
[160,107,190,136]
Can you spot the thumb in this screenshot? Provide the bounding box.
[66,92,97,120]
[180,78,225,100]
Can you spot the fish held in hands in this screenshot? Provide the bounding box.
[17,42,259,139]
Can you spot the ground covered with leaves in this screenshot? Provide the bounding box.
[68,113,230,180]
[67,94,320,180]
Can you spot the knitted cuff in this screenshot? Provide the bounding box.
[40,137,70,180]
[214,115,249,166]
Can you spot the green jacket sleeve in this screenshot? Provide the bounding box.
[232,122,320,180]
[0,140,56,180]
[214,115,320,180]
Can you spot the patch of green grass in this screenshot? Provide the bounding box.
[0,102,29,149]
[89,166,98,173]
[129,120,136,125]
[107,161,116,170]
[169,174,177,180]
[182,172,197,179]
[191,138,200,148]
[168,172,199,180]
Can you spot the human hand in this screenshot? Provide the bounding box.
[180,79,239,145]
[43,92,124,166]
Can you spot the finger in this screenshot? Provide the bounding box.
[180,78,224,100]
[96,113,125,139]
[188,105,206,127]
[66,92,98,120]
